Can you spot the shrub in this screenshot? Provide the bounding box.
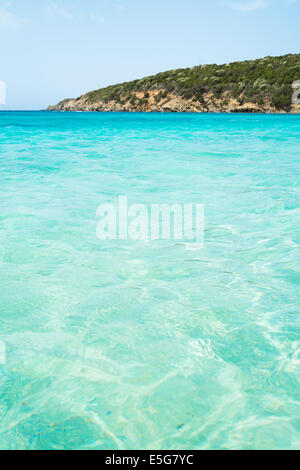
[68,54,300,111]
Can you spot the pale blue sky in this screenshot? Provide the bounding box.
[0,0,299,109]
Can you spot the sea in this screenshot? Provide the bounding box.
[0,111,299,449]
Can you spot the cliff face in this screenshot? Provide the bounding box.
[48,54,300,113]
[48,91,300,113]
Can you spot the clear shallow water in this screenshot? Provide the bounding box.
[0,111,299,450]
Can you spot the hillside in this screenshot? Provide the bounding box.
[49,54,300,113]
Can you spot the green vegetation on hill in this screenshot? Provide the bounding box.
[81,54,300,111]
[54,54,300,112]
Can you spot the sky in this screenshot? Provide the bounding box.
[0,0,299,109]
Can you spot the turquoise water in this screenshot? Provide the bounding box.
[0,111,299,450]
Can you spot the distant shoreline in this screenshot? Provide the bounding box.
[48,54,300,115]
[1,109,300,115]
[46,109,300,115]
